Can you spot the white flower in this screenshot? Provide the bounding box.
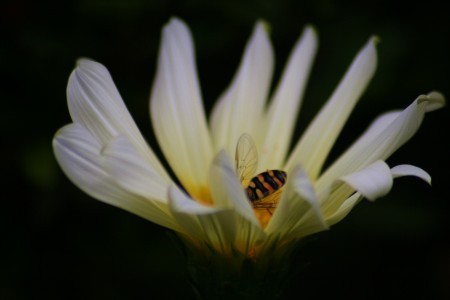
[53,18,445,258]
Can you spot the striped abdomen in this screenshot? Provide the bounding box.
[245,170,287,202]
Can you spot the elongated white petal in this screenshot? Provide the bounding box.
[168,186,265,254]
[285,37,378,179]
[324,164,432,226]
[260,26,318,169]
[317,92,445,197]
[391,164,431,184]
[266,166,327,241]
[53,123,181,231]
[209,150,261,228]
[210,21,274,156]
[150,18,213,199]
[102,135,170,201]
[68,59,169,180]
[340,160,392,201]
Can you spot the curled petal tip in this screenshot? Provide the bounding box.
[427,91,445,101]
[418,91,446,112]
[427,90,446,106]
[340,161,393,202]
[391,164,432,186]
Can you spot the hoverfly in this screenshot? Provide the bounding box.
[235,133,287,213]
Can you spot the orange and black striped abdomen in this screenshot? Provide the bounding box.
[246,170,287,202]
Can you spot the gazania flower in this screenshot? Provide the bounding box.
[53,17,444,267]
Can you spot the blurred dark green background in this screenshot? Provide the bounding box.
[2,0,449,299]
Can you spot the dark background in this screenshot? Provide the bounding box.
[2,0,449,299]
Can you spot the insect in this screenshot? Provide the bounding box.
[235,133,287,212]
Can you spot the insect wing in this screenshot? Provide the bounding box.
[235,133,258,183]
[252,189,282,208]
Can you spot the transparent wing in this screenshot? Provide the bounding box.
[235,133,258,184]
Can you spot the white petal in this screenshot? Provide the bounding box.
[150,18,213,199]
[168,186,265,254]
[323,162,431,226]
[260,26,318,169]
[101,135,170,201]
[325,192,363,226]
[67,59,170,180]
[210,21,274,156]
[169,185,224,216]
[320,164,432,227]
[391,164,431,184]
[285,37,378,179]
[320,161,392,223]
[266,166,327,240]
[340,160,393,201]
[53,123,107,199]
[424,91,446,112]
[317,92,445,197]
[53,123,181,231]
[209,150,261,228]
